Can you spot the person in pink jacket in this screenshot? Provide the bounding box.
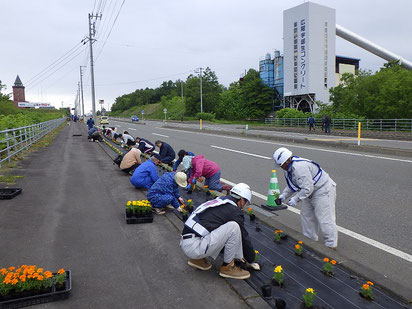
[184,155,232,194]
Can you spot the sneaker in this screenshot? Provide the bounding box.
[165,205,175,210]
[188,259,212,271]
[152,208,165,215]
[219,260,250,279]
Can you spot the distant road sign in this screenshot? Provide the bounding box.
[163,108,167,114]
[141,110,144,114]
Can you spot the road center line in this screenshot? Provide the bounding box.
[159,126,412,163]
[152,133,169,138]
[220,177,412,263]
[211,145,271,159]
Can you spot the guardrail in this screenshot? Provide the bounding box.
[264,118,412,132]
[0,118,66,166]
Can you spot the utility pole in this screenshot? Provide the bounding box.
[80,66,86,118]
[181,81,184,105]
[195,68,203,113]
[88,13,101,124]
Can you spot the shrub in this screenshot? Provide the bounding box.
[196,112,215,121]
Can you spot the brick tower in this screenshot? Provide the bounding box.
[12,75,26,108]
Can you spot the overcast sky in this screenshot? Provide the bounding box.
[1,0,411,112]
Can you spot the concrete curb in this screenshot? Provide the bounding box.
[163,125,412,158]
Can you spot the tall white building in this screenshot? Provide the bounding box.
[283,2,336,112]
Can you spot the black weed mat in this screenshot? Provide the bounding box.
[103,137,409,309]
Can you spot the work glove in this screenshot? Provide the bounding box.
[192,178,197,185]
[289,197,298,207]
[185,184,192,191]
[275,195,284,206]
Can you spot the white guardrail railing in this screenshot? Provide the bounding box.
[0,118,66,166]
[264,118,412,132]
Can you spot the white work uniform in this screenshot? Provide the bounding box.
[281,157,338,247]
[122,134,135,144]
[179,199,244,263]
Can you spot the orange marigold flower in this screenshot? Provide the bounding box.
[248,207,252,211]
[57,269,65,275]
[331,260,337,265]
[3,278,11,284]
[44,271,53,278]
[362,284,370,290]
[298,241,303,244]
[367,281,374,286]
[37,275,44,281]
[19,275,26,282]
[323,257,330,262]
[8,267,15,271]
[0,268,7,275]
[11,278,18,285]
[33,272,39,278]
[27,275,33,279]
[295,244,300,249]
[37,268,43,273]
[279,230,283,233]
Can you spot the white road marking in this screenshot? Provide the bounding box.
[221,177,412,263]
[152,133,169,138]
[128,127,137,130]
[159,127,412,163]
[211,145,271,159]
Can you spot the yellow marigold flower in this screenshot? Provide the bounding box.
[132,201,137,206]
[274,266,283,273]
[295,244,300,250]
[37,275,44,281]
[306,288,315,293]
[57,269,65,275]
[127,201,132,206]
[367,281,374,286]
[362,284,370,290]
[254,250,259,254]
[298,241,303,244]
[187,199,192,203]
[323,257,330,262]
[330,260,336,265]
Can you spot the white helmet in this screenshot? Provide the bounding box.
[230,183,252,203]
[273,147,292,166]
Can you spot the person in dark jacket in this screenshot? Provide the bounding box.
[87,117,94,129]
[130,154,161,189]
[136,137,155,153]
[180,183,258,280]
[147,172,187,215]
[173,149,195,171]
[155,140,176,165]
[324,115,331,134]
[88,126,102,142]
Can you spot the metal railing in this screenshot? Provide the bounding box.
[0,118,66,166]
[264,118,412,132]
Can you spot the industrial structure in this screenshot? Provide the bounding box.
[12,75,52,109]
[259,1,411,113]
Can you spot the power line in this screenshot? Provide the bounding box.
[25,42,83,85]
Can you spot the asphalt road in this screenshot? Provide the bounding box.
[0,123,254,309]
[110,119,412,298]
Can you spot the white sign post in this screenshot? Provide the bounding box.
[163,108,167,122]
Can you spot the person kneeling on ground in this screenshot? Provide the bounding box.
[147,172,187,215]
[88,126,102,142]
[120,147,142,174]
[130,154,161,189]
[119,131,136,147]
[173,149,195,171]
[136,137,155,154]
[183,155,232,194]
[155,140,176,165]
[180,183,258,279]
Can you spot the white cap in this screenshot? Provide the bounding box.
[175,172,188,188]
[273,147,292,166]
[230,183,252,203]
[182,156,194,170]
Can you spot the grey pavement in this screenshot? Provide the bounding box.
[110,118,412,301]
[0,122,257,309]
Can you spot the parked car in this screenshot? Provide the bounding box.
[131,115,139,122]
[100,116,109,124]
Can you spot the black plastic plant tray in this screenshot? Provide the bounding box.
[0,270,71,309]
[261,204,288,211]
[177,192,408,309]
[0,188,22,200]
[125,212,154,224]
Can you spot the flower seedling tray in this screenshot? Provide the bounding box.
[0,188,22,200]
[125,211,154,224]
[0,270,71,309]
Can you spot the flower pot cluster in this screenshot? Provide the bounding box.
[0,265,67,301]
[322,257,336,277]
[179,199,193,221]
[125,200,154,224]
[359,281,374,300]
[247,207,256,221]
